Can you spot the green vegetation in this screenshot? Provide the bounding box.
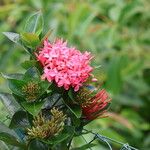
[0,0,149,149]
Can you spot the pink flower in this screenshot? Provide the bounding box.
[82,89,111,120]
[36,39,93,91]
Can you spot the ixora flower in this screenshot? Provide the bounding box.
[80,88,111,120]
[36,39,93,91]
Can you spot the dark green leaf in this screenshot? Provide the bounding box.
[0,93,20,116]
[43,126,75,146]
[23,67,40,82]
[39,81,51,96]
[0,123,25,148]
[24,12,43,36]
[143,68,150,86]
[45,133,70,145]
[2,32,20,44]
[0,132,25,148]
[21,60,38,70]
[8,79,26,97]
[65,103,82,118]
[9,110,30,129]
[68,88,76,101]
[71,143,96,150]
[28,139,48,150]
[0,122,18,137]
[21,101,45,116]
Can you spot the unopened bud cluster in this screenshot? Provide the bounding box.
[22,81,40,102]
[27,108,66,139]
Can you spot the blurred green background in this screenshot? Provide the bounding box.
[0,0,150,149]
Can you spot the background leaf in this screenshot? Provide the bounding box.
[2,32,20,44]
[24,12,43,36]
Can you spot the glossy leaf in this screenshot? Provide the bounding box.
[21,101,45,116]
[65,103,82,118]
[68,88,76,101]
[8,79,26,97]
[43,126,75,146]
[23,67,40,82]
[0,93,20,116]
[9,110,30,129]
[28,139,48,150]
[0,123,25,148]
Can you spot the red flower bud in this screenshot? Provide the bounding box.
[82,89,111,120]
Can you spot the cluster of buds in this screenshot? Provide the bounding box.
[27,108,66,139]
[76,87,111,120]
[22,81,40,102]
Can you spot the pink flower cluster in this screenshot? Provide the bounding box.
[36,39,93,91]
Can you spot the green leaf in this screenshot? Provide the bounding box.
[43,126,75,146]
[0,122,18,137]
[39,81,51,95]
[21,33,40,48]
[68,88,76,101]
[63,125,75,139]
[23,67,40,82]
[21,101,45,116]
[8,79,26,97]
[2,32,20,44]
[0,132,25,148]
[24,12,43,36]
[45,133,70,145]
[0,93,20,116]
[21,60,38,70]
[9,110,30,129]
[71,143,96,150]
[105,56,123,94]
[28,139,48,150]
[0,141,9,150]
[143,68,150,86]
[1,73,23,80]
[0,123,25,148]
[65,103,82,118]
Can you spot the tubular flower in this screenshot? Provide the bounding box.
[81,89,111,120]
[36,39,93,91]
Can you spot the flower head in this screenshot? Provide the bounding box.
[27,108,66,139]
[81,89,111,120]
[36,39,93,91]
[22,81,40,102]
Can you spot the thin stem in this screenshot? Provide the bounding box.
[67,138,73,149]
